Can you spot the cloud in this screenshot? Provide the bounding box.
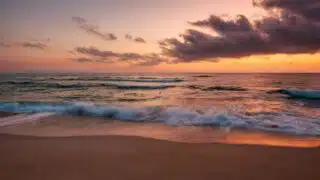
[73,46,166,66]
[159,0,320,63]
[125,33,146,43]
[134,37,146,43]
[0,41,49,50]
[253,0,320,21]
[72,16,117,41]
[71,57,110,64]
[125,34,133,40]
[75,46,117,58]
[20,42,48,49]
[0,42,11,48]
[72,57,92,63]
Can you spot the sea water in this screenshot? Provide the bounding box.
[0,73,319,136]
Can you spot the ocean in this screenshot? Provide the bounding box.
[0,73,319,136]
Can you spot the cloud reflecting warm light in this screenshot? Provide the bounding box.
[0,0,319,72]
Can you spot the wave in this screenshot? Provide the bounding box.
[267,89,320,100]
[204,86,248,91]
[192,75,212,78]
[1,81,176,90]
[38,77,184,83]
[116,97,160,102]
[186,85,248,91]
[109,84,175,90]
[186,85,204,89]
[0,101,319,136]
[1,81,84,88]
[103,78,184,83]
[2,81,34,85]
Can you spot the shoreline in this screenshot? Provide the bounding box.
[1,133,319,180]
[0,113,320,148]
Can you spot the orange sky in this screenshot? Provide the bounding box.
[1,0,319,73]
[1,54,319,73]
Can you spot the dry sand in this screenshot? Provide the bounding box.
[0,133,319,180]
[1,112,319,180]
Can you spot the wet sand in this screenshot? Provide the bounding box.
[1,114,319,147]
[0,111,18,118]
[1,112,320,180]
[0,134,319,180]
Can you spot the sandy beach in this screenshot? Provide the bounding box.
[1,133,319,180]
[1,112,320,180]
[2,0,320,179]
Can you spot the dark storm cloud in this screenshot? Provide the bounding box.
[125,34,147,43]
[0,41,49,50]
[190,15,254,36]
[72,16,117,41]
[253,0,320,21]
[73,46,165,66]
[159,0,320,63]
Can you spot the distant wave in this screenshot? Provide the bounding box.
[38,77,184,83]
[104,78,184,83]
[1,81,85,89]
[3,81,34,85]
[267,89,320,100]
[204,86,248,91]
[108,84,175,90]
[116,96,160,102]
[187,85,248,91]
[0,81,176,90]
[0,101,319,136]
[192,75,212,78]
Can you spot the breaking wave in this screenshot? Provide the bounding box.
[0,101,319,136]
[267,89,320,100]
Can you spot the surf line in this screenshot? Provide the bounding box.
[0,112,54,127]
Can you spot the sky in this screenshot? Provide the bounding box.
[0,0,319,73]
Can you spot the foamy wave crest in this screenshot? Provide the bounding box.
[0,102,319,136]
[267,89,320,99]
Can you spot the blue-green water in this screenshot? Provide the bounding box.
[0,73,319,135]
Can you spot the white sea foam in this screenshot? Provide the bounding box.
[0,112,54,127]
[0,102,319,135]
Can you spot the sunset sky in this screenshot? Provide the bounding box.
[1,0,319,73]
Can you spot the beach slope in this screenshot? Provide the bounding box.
[0,134,319,180]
